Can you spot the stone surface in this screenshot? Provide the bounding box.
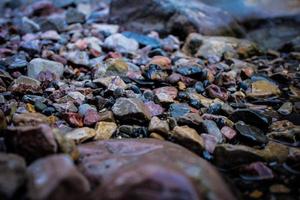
[27,58,64,79]
[27,154,90,200]
[65,128,96,144]
[202,120,224,143]
[12,112,49,126]
[153,86,178,103]
[9,75,42,94]
[235,121,268,146]
[65,51,89,66]
[247,80,281,98]
[77,139,236,199]
[95,121,117,140]
[104,33,139,53]
[148,116,170,137]
[112,98,151,124]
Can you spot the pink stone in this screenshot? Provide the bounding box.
[220,126,237,140]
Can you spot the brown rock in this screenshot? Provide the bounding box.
[98,111,115,122]
[247,80,281,98]
[27,154,90,200]
[149,56,172,70]
[65,128,96,144]
[95,121,117,140]
[77,139,236,200]
[148,116,170,137]
[12,112,49,126]
[3,124,57,161]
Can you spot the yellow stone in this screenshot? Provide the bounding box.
[248,80,281,98]
[26,103,36,113]
[65,127,96,144]
[95,121,117,140]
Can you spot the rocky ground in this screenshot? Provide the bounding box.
[0,0,299,200]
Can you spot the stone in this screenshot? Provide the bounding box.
[235,121,268,146]
[12,112,49,126]
[9,75,42,94]
[5,53,28,69]
[19,16,40,33]
[112,98,151,124]
[98,111,115,122]
[65,128,96,144]
[66,8,86,24]
[148,116,170,137]
[95,121,117,140]
[118,125,148,138]
[77,139,236,199]
[27,58,64,79]
[110,0,242,39]
[144,101,164,116]
[220,126,236,140]
[231,109,271,130]
[169,103,190,118]
[63,112,84,127]
[0,153,26,199]
[65,51,89,66]
[67,91,85,101]
[201,134,218,154]
[153,86,178,103]
[83,110,100,126]
[40,30,61,40]
[78,104,97,117]
[104,33,139,53]
[20,40,41,55]
[3,124,57,161]
[171,125,204,153]
[206,84,229,101]
[202,120,224,143]
[122,31,161,49]
[182,33,258,60]
[27,154,90,200]
[240,162,274,181]
[105,58,129,76]
[278,102,293,115]
[0,109,7,129]
[148,56,172,70]
[247,80,281,98]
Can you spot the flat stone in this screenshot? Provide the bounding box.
[171,125,204,153]
[9,75,41,94]
[112,98,151,124]
[27,154,90,200]
[278,102,293,115]
[3,124,57,161]
[169,103,190,118]
[95,121,117,140]
[144,101,164,116]
[0,153,26,199]
[40,30,61,40]
[148,116,170,137]
[27,58,64,79]
[247,80,281,98]
[12,112,49,126]
[65,128,96,144]
[77,139,236,199]
[235,121,268,146]
[104,33,139,53]
[83,110,100,126]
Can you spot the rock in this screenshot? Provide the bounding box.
[3,124,57,161]
[201,134,218,154]
[104,33,139,53]
[153,86,178,103]
[220,126,236,140]
[105,59,128,76]
[0,109,7,129]
[122,31,161,49]
[19,16,40,34]
[231,109,271,130]
[235,121,268,146]
[67,91,85,101]
[177,113,202,130]
[5,53,28,69]
[65,128,96,144]
[110,0,242,39]
[65,51,89,66]
[278,102,293,115]
[148,116,170,136]
[202,120,224,143]
[27,154,90,200]
[12,112,49,126]
[77,139,236,199]
[9,75,42,94]
[240,162,274,181]
[0,153,26,199]
[144,101,164,116]
[247,80,281,98]
[171,125,204,153]
[98,111,115,122]
[78,104,97,117]
[118,125,148,138]
[148,56,172,70]
[63,112,84,127]
[95,121,117,140]
[112,98,151,124]
[83,110,100,126]
[169,103,190,118]
[20,40,41,55]
[182,33,258,60]
[206,84,229,101]
[66,8,86,24]
[94,76,127,90]
[40,30,61,40]
[27,58,64,79]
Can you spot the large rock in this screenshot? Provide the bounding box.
[0,153,26,199]
[77,139,236,200]
[27,154,90,200]
[110,0,243,39]
[27,58,64,79]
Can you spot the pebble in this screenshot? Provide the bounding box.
[148,116,170,136]
[9,75,42,94]
[247,80,281,98]
[66,8,86,24]
[153,86,178,103]
[104,33,139,53]
[169,103,191,118]
[65,51,89,66]
[65,127,96,144]
[235,121,268,146]
[202,120,224,143]
[83,109,100,126]
[27,58,64,79]
[220,126,236,140]
[278,102,293,115]
[5,53,28,69]
[95,121,117,140]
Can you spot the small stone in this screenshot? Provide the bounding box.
[98,111,115,122]
[169,103,190,118]
[148,116,170,136]
[154,86,178,103]
[27,154,90,200]
[247,80,281,98]
[12,112,48,126]
[67,91,85,101]
[9,75,42,94]
[220,126,236,140]
[40,30,61,40]
[235,121,268,146]
[20,40,41,55]
[270,184,290,194]
[5,54,28,69]
[122,32,160,49]
[278,102,293,115]
[144,101,164,116]
[27,58,64,79]
[84,109,100,126]
[65,51,89,66]
[171,125,204,153]
[0,110,7,129]
[0,153,26,199]
[118,125,148,138]
[104,33,139,53]
[95,121,117,140]
[66,8,86,24]
[240,162,274,180]
[112,98,151,124]
[148,56,171,70]
[202,120,224,143]
[78,104,97,117]
[65,127,96,144]
[201,134,218,154]
[206,84,229,101]
[64,112,83,127]
[105,58,128,76]
[3,124,57,161]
